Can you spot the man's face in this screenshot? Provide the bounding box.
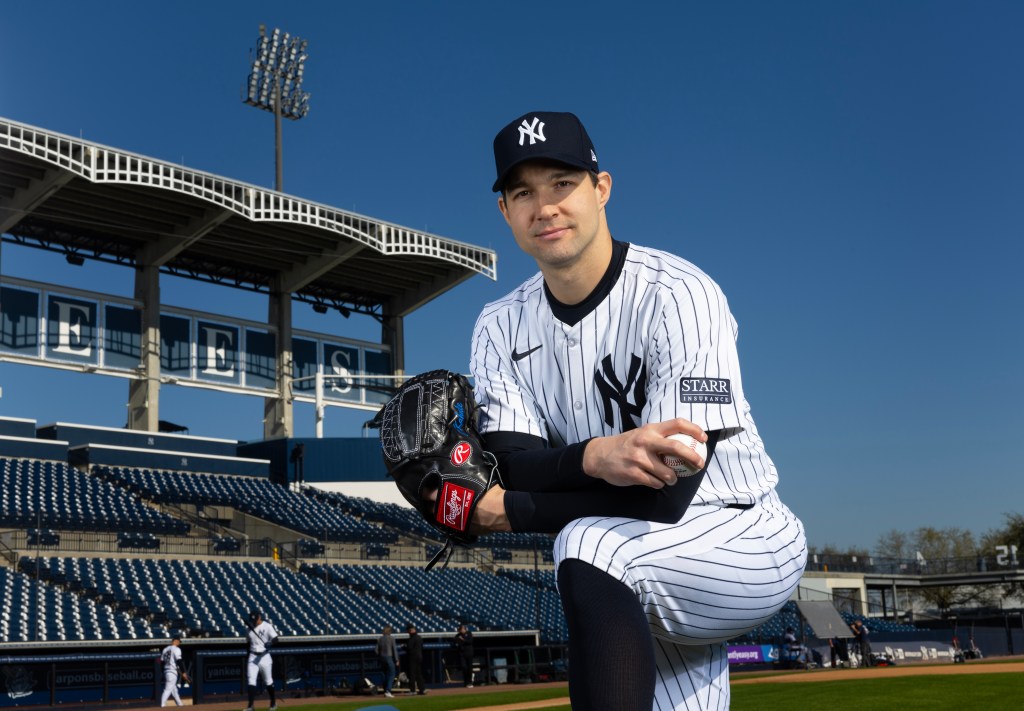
[498,162,611,273]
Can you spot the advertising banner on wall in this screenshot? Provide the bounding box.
[0,658,158,707]
[727,640,958,667]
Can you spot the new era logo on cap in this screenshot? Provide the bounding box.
[492,111,599,192]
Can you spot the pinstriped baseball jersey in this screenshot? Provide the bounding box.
[471,242,778,509]
[159,643,184,707]
[485,111,805,710]
[161,643,182,672]
[247,620,278,655]
[472,240,806,709]
[246,620,278,687]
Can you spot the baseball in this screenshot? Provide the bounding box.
[662,433,708,477]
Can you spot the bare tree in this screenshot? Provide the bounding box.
[981,513,1024,599]
[875,529,911,560]
[876,527,996,615]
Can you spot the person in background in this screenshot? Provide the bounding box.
[850,619,871,667]
[783,627,812,668]
[376,624,399,698]
[244,610,279,711]
[827,636,848,668]
[159,636,190,707]
[951,634,965,663]
[453,624,475,687]
[405,623,427,695]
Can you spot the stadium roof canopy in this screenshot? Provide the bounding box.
[0,117,497,319]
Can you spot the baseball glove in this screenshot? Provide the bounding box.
[373,369,502,569]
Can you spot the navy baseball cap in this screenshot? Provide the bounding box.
[492,111,599,192]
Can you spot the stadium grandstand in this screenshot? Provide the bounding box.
[1,117,1021,706]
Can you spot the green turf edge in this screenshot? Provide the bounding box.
[733,672,1024,710]
[260,660,1024,711]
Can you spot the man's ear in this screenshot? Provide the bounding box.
[595,171,612,210]
[498,195,511,225]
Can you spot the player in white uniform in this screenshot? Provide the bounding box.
[470,111,807,710]
[244,610,279,711]
[159,636,189,707]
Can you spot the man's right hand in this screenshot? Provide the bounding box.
[581,418,707,489]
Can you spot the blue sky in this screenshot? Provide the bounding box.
[1,1,1021,552]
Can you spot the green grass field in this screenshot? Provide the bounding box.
[267,666,1024,710]
[732,673,1024,710]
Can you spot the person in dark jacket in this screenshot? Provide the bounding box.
[851,620,872,666]
[405,623,427,695]
[453,624,475,687]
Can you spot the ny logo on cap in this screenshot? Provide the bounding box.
[518,117,546,146]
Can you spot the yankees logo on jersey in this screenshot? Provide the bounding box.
[594,353,647,431]
[248,620,278,654]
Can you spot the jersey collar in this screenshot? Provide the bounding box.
[545,239,628,326]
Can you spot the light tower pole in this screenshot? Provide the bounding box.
[243,25,311,192]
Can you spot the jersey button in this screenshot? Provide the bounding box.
[573,401,583,410]
[567,338,577,348]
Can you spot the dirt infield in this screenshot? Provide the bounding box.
[141,682,572,711]
[453,699,569,711]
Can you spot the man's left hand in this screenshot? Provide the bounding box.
[470,485,510,534]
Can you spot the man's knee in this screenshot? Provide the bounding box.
[558,558,632,605]
[556,558,592,604]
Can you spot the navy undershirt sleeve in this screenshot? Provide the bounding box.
[484,431,593,492]
[484,430,720,534]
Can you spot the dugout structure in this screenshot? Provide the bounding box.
[0,117,496,438]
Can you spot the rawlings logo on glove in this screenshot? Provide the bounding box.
[450,442,473,466]
[438,482,475,531]
[372,369,502,569]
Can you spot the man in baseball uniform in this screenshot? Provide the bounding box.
[469,111,807,710]
[244,610,279,711]
[159,636,189,707]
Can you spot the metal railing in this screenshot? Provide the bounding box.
[805,553,1020,576]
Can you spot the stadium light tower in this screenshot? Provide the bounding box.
[243,24,311,191]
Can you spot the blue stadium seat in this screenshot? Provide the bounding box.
[0,457,189,535]
[98,466,395,544]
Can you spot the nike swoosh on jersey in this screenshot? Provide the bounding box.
[511,344,543,362]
